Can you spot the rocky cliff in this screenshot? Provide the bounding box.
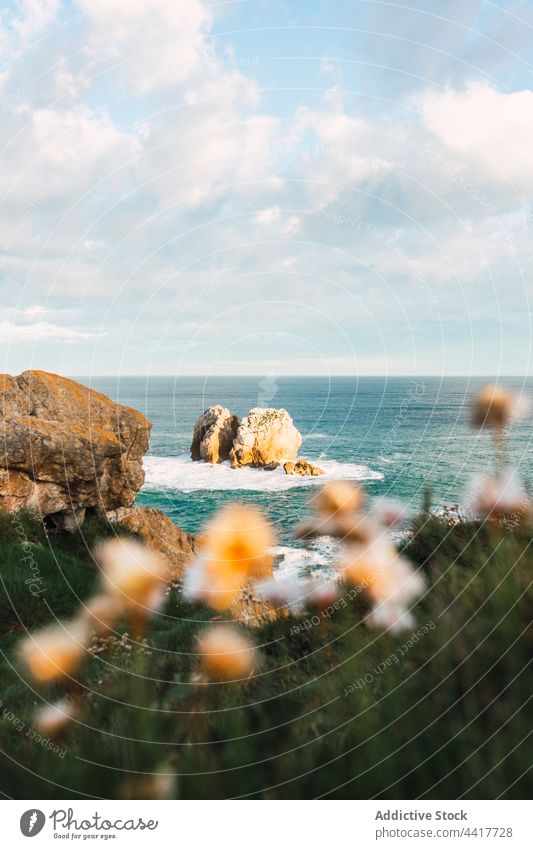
[0,370,151,527]
[107,506,197,580]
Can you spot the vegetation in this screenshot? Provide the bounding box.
[0,505,530,800]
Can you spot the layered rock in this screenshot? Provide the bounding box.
[0,370,152,525]
[284,459,325,477]
[190,405,240,464]
[229,408,302,468]
[107,506,196,580]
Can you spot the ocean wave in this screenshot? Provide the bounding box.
[273,539,340,579]
[302,432,332,440]
[142,454,383,493]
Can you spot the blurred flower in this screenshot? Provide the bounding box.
[82,594,124,636]
[339,540,424,608]
[182,554,246,611]
[294,513,376,544]
[20,620,89,684]
[34,700,76,737]
[183,505,275,611]
[121,769,175,799]
[366,602,416,634]
[255,576,338,613]
[466,469,532,520]
[307,581,339,609]
[312,481,364,518]
[204,504,275,577]
[255,576,308,611]
[369,497,411,529]
[471,384,527,430]
[338,537,399,601]
[97,538,167,613]
[197,625,256,681]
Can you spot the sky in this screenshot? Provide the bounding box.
[1,0,533,377]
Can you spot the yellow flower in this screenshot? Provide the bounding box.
[97,538,167,610]
[20,620,89,684]
[204,504,275,578]
[197,625,256,681]
[471,384,526,430]
[34,700,76,737]
[313,481,364,518]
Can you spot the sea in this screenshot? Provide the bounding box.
[83,376,533,577]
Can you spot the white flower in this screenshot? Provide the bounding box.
[97,538,167,609]
[466,469,531,519]
[369,497,411,529]
[367,602,416,634]
[34,700,76,737]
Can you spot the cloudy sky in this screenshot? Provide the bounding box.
[1,0,533,377]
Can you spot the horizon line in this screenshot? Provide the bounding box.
[68,373,533,379]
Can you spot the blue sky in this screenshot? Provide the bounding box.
[1,0,533,376]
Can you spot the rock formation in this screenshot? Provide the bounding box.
[284,459,325,476]
[229,408,302,468]
[0,370,151,527]
[107,506,196,580]
[190,405,240,463]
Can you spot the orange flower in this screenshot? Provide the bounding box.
[204,504,275,577]
[197,625,256,681]
[20,621,89,684]
[313,481,364,518]
[184,505,275,611]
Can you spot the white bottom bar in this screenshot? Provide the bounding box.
[2,799,530,847]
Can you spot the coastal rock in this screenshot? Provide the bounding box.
[231,586,279,627]
[229,408,302,468]
[284,459,325,477]
[190,405,240,464]
[0,370,151,525]
[107,506,196,580]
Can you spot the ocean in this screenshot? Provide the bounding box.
[84,376,533,576]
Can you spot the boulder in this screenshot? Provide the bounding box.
[107,506,196,580]
[190,405,240,464]
[0,370,151,525]
[229,408,302,468]
[284,459,325,477]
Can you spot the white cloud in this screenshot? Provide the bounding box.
[0,320,93,342]
[0,0,60,50]
[419,82,533,185]
[74,0,212,93]
[255,206,280,224]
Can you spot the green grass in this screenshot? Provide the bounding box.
[0,509,531,799]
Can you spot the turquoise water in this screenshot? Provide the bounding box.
[85,376,533,571]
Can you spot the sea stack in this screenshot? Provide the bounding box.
[229,408,302,468]
[190,405,240,463]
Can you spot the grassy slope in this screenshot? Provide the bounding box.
[0,511,531,799]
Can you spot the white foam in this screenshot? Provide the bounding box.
[142,454,383,493]
[273,539,339,579]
